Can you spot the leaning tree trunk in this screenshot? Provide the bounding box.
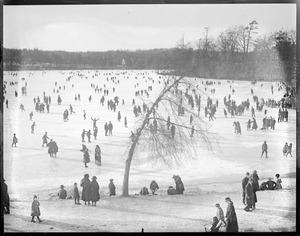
[122,141,137,196]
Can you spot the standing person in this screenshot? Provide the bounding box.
[224,197,238,232]
[108,179,116,196]
[250,170,259,209]
[82,149,90,168]
[80,174,91,205]
[104,122,108,136]
[124,116,127,128]
[81,129,86,142]
[286,143,293,157]
[252,118,258,130]
[246,119,251,131]
[173,175,184,194]
[95,145,101,166]
[91,117,99,130]
[242,172,250,205]
[31,195,42,223]
[12,134,18,147]
[52,141,58,157]
[285,109,288,121]
[86,130,92,142]
[90,176,100,206]
[47,139,54,157]
[261,141,268,158]
[42,132,49,147]
[150,180,159,195]
[275,174,282,190]
[93,127,98,140]
[29,111,33,121]
[283,142,288,156]
[117,111,121,122]
[2,178,10,214]
[83,110,86,120]
[58,185,67,199]
[205,217,221,232]
[73,183,80,205]
[108,121,113,136]
[170,123,175,139]
[215,203,226,228]
[244,179,254,212]
[6,99,8,108]
[31,122,36,134]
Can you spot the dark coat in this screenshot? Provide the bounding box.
[90,180,100,202]
[31,199,41,216]
[58,189,67,199]
[245,183,254,206]
[109,182,116,195]
[167,187,177,195]
[80,177,91,201]
[225,201,238,232]
[74,186,80,199]
[83,150,90,163]
[150,181,159,192]
[175,177,184,194]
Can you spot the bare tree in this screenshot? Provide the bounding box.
[122,72,217,196]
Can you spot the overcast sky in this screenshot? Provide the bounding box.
[4,4,297,52]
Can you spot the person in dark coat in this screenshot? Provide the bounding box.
[90,176,100,206]
[244,179,254,211]
[93,127,98,140]
[83,149,90,168]
[73,183,80,205]
[150,180,159,195]
[12,133,18,147]
[109,179,116,196]
[31,195,42,223]
[58,185,67,199]
[31,122,36,134]
[42,132,49,147]
[2,178,10,214]
[173,175,184,194]
[261,141,268,158]
[108,121,113,136]
[81,129,86,142]
[242,172,250,205]
[104,122,108,136]
[80,174,91,205]
[140,187,149,195]
[95,145,101,165]
[224,197,238,232]
[86,130,92,142]
[205,216,220,232]
[52,141,58,157]
[250,170,259,209]
[47,139,54,157]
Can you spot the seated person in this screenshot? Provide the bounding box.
[149,180,159,195]
[205,216,220,232]
[58,185,67,199]
[167,186,178,195]
[139,187,149,196]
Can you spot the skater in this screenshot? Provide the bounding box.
[82,149,90,168]
[57,95,62,105]
[42,132,49,147]
[286,143,293,157]
[252,118,258,130]
[93,127,98,140]
[47,139,54,157]
[69,104,75,114]
[244,178,254,212]
[29,111,33,120]
[149,180,159,195]
[117,111,121,122]
[81,129,86,142]
[95,145,101,166]
[52,141,58,157]
[2,178,10,214]
[86,130,92,142]
[91,117,99,130]
[173,175,184,194]
[12,133,18,147]
[90,176,100,206]
[73,183,80,205]
[223,109,227,118]
[250,170,259,209]
[31,195,42,223]
[224,197,238,232]
[104,122,108,136]
[275,174,282,190]
[58,185,67,199]
[31,122,36,134]
[261,141,268,158]
[282,142,288,156]
[124,116,127,128]
[246,119,251,131]
[109,179,116,196]
[108,121,113,136]
[80,174,91,205]
[242,172,250,205]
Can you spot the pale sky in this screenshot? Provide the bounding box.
[4,4,297,52]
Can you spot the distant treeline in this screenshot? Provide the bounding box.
[3,27,296,84]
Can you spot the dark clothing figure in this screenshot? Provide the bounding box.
[150,181,159,195]
[81,129,86,142]
[108,122,113,135]
[250,172,259,209]
[31,197,42,223]
[170,124,175,139]
[86,130,92,142]
[109,179,116,196]
[104,123,108,136]
[80,175,91,204]
[31,122,36,134]
[83,150,90,167]
[225,200,238,232]
[205,217,220,232]
[12,134,18,147]
[73,184,80,204]
[245,182,254,211]
[173,175,184,194]
[167,186,177,195]
[91,117,99,130]
[242,176,249,205]
[140,187,149,195]
[42,133,49,147]
[93,127,98,140]
[2,180,10,214]
[261,141,268,158]
[95,145,101,166]
[90,177,100,206]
